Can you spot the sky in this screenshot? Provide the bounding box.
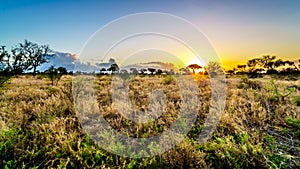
[1,0,300,69]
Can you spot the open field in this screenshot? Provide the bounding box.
[0,75,299,168]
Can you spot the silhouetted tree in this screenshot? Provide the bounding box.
[260,55,276,71]
[107,63,119,74]
[57,67,68,75]
[140,68,147,75]
[247,58,260,73]
[274,59,284,68]
[148,68,156,75]
[100,68,106,74]
[156,69,163,75]
[187,64,202,74]
[12,40,53,75]
[226,70,235,75]
[0,46,11,86]
[237,64,246,72]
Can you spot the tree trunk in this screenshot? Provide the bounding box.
[33,66,36,76]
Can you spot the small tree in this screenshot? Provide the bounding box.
[140,68,147,75]
[130,68,139,75]
[156,69,163,75]
[57,67,68,75]
[247,58,260,73]
[100,68,106,75]
[205,62,225,78]
[107,63,119,74]
[187,64,202,74]
[120,69,128,74]
[237,64,246,72]
[148,68,156,75]
[44,66,65,85]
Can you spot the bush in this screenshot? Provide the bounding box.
[237,77,261,90]
[161,75,175,85]
[44,66,67,85]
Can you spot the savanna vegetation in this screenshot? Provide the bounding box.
[0,73,299,168]
[0,40,299,168]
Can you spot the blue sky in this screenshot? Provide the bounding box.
[1,0,300,68]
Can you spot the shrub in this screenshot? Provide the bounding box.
[161,75,175,85]
[237,77,261,90]
[44,66,67,85]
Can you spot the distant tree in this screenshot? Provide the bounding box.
[205,62,225,78]
[44,66,64,85]
[130,68,139,75]
[284,60,294,66]
[260,55,276,71]
[140,68,147,75]
[12,40,53,75]
[107,63,119,74]
[187,64,202,74]
[179,67,190,75]
[247,58,260,73]
[226,70,235,75]
[274,59,284,68]
[237,64,246,72]
[57,67,68,75]
[148,68,156,75]
[120,69,128,74]
[100,68,106,74]
[162,70,169,75]
[156,69,163,75]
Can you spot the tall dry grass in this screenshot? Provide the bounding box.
[0,74,299,168]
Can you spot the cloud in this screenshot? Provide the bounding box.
[38,52,77,71]
[121,61,176,70]
[96,58,116,68]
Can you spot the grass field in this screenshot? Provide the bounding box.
[0,75,299,168]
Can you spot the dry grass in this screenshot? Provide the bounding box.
[0,74,299,168]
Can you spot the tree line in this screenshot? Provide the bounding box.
[98,63,204,75]
[226,55,300,77]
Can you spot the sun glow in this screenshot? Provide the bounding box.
[186,57,205,67]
